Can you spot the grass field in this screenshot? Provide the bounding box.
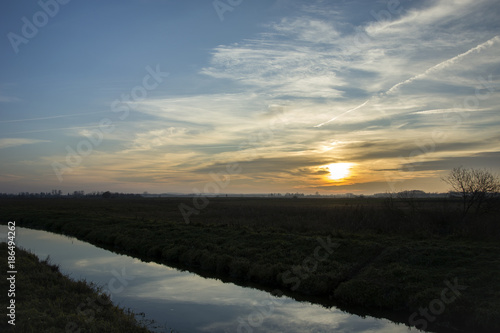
[1,196,499,332]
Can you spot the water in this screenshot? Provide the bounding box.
[1,226,421,332]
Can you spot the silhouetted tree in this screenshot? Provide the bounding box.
[443,167,500,216]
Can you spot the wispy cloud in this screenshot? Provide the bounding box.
[2,0,499,193]
[386,35,500,95]
[68,0,499,193]
[0,138,50,149]
[186,0,500,192]
[0,95,20,103]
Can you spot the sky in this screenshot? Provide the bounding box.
[1,0,499,195]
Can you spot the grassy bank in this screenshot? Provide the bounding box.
[1,197,499,332]
[0,242,153,333]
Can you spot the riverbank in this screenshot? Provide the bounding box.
[0,242,154,333]
[1,197,499,332]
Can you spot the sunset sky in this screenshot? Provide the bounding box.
[1,0,499,195]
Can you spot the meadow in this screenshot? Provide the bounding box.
[1,196,499,332]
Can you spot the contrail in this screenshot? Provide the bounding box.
[386,35,500,95]
[2,125,105,135]
[314,35,499,128]
[314,99,370,127]
[0,111,108,123]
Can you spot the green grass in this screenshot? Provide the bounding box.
[0,243,154,333]
[1,196,499,332]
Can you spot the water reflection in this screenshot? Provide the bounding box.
[1,226,420,333]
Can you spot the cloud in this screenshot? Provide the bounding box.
[4,0,499,194]
[0,174,23,182]
[125,127,191,151]
[385,35,500,95]
[366,0,482,35]
[200,20,346,100]
[0,95,20,103]
[195,155,333,176]
[401,151,500,172]
[201,0,500,107]
[0,138,50,149]
[269,17,341,43]
[95,0,500,192]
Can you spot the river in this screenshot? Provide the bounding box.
[1,226,422,333]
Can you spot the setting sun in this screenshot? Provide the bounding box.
[327,163,353,181]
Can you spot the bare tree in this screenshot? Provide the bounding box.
[443,167,500,216]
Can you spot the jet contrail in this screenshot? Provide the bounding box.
[386,35,500,95]
[314,99,370,127]
[314,35,499,128]
[0,111,108,123]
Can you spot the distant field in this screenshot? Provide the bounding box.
[1,197,499,332]
[3,196,499,237]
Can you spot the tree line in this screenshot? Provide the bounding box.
[0,191,141,198]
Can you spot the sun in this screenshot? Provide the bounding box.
[327,163,353,181]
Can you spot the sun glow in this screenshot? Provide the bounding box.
[327,163,353,181]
